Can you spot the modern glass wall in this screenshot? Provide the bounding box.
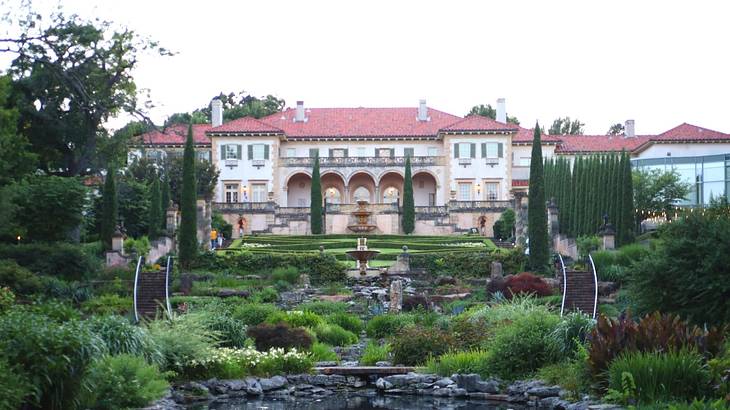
[631,153,730,206]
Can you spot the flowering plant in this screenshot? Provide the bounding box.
[190,347,313,378]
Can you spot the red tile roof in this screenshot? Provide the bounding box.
[136,124,212,146]
[654,123,729,141]
[555,135,649,153]
[512,127,562,143]
[208,116,283,134]
[441,114,519,132]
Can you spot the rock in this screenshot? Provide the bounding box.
[598,281,619,296]
[243,275,261,280]
[527,385,562,398]
[491,261,503,278]
[223,380,248,391]
[587,405,624,410]
[376,378,393,390]
[389,280,403,313]
[244,377,262,395]
[341,361,359,367]
[346,376,367,388]
[375,361,392,367]
[383,373,424,387]
[314,361,338,367]
[435,276,457,286]
[474,380,500,394]
[507,380,545,396]
[452,373,481,392]
[316,294,352,302]
[216,289,250,298]
[449,388,468,397]
[432,387,452,397]
[540,396,571,410]
[433,378,454,388]
[259,375,287,391]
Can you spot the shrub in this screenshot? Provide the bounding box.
[590,250,617,273]
[0,311,103,410]
[0,287,14,314]
[360,341,390,366]
[577,235,602,261]
[81,354,169,410]
[0,259,43,295]
[325,312,364,334]
[81,294,133,316]
[193,310,248,348]
[587,312,724,379]
[450,316,490,351]
[39,276,92,303]
[21,299,81,322]
[402,294,430,311]
[536,360,591,401]
[486,309,561,380]
[425,350,491,378]
[87,315,164,367]
[504,272,553,299]
[299,300,348,315]
[614,243,650,267]
[390,325,455,366]
[271,266,300,284]
[0,242,100,281]
[146,313,218,374]
[552,312,595,359]
[366,314,414,339]
[0,357,31,410]
[247,323,313,351]
[266,310,323,328]
[599,265,627,284]
[124,236,151,257]
[313,323,358,347]
[607,350,710,404]
[232,303,279,326]
[193,347,313,378]
[308,342,339,362]
[252,287,278,303]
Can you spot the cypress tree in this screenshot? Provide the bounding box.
[589,156,601,233]
[160,175,170,231]
[101,167,118,251]
[148,178,162,238]
[570,157,581,237]
[310,154,323,234]
[528,125,549,271]
[607,154,618,228]
[576,156,587,236]
[619,151,635,245]
[178,123,198,269]
[402,156,415,234]
[614,153,625,243]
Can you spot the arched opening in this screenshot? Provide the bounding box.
[321,172,346,205]
[286,172,312,207]
[348,172,377,203]
[413,172,438,206]
[379,171,404,205]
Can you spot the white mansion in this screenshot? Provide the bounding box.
[130,99,730,236]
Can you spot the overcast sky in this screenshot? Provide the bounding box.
[3,0,729,135]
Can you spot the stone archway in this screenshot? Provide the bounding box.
[321,172,346,204]
[379,171,404,204]
[286,172,312,207]
[413,171,438,206]
[348,172,377,203]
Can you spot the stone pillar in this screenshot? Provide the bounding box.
[547,197,559,237]
[513,192,528,247]
[196,199,211,249]
[111,227,125,254]
[299,274,310,289]
[166,203,178,236]
[490,261,503,278]
[599,220,616,250]
[389,280,403,313]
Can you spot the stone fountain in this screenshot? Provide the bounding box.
[347,200,377,233]
[345,237,381,277]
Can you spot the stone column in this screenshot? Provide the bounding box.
[196,199,212,249]
[166,203,179,236]
[547,197,559,238]
[389,280,403,313]
[513,192,528,247]
[599,218,616,250]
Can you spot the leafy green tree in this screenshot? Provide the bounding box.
[4,10,170,176]
[116,179,150,239]
[310,155,323,234]
[402,156,415,234]
[0,75,36,186]
[467,104,520,125]
[633,168,691,227]
[548,117,585,135]
[101,169,118,250]
[607,123,625,136]
[148,178,162,238]
[178,124,198,269]
[163,155,219,202]
[166,91,285,126]
[528,125,549,271]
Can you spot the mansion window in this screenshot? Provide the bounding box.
[225,145,239,159]
[251,144,267,160]
[251,184,267,202]
[286,148,296,157]
[224,183,239,203]
[404,148,414,158]
[356,147,367,157]
[519,157,531,166]
[427,147,438,157]
[309,148,319,158]
[457,143,474,159]
[377,148,394,158]
[458,182,472,201]
[485,143,499,159]
[383,187,400,204]
[197,151,211,162]
[330,148,347,158]
[485,182,499,200]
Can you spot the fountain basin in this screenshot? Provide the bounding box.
[347,224,377,233]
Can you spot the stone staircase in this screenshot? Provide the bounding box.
[492,240,515,249]
[135,258,172,320]
[562,270,596,317]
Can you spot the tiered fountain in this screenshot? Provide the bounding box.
[345,237,381,277]
[347,200,377,233]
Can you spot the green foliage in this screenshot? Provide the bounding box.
[576,235,601,261]
[0,310,103,409]
[310,155,322,234]
[271,266,300,284]
[325,312,364,334]
[81,294,132,316]
[81,354,169,410]
[145,313,218,374]
[628,212,730,325]
[536,360,591,401]
[493,208,516,241]
[313,323,358,347]
[668,400,730,410]
[101,169,118,250]
[548,117,584,135]
[467,103,520,124]
[86,315,164,367]
[211,211,232,239]
[485,308,561,380]
[148,178,162,238]
[409,247,526,277]
[232,303,279,326]
[0,75,37,187]
[0,287,14,313]
[402,156,415,234]
[161,153,220,203]
[8,176,87,242]
[0,356,31,410]
[528,124,549,271]
[253,287,279,303]
[299,300,349,316]
[607,350,710,404]
[0,259,43,295]
[390,325,455,366]
[360,341,390,366]
[194,310,248,349]
[425,350,491,378]
[551,312,595,359]
[366,314,414,339]
[633,168,691,227]
[247,323,314,351]
[587,312,724,379]
[178,123,198,269]
[618,152,635,245]
[266,310,323,328]
[116,178,151,238]
[308,342,339,362]
[124,235,151,257]
[0,242,100,281]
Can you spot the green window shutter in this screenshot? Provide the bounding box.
[498,143,504,158]
[248,145,253,160]
[390,149,395,158]
[404,148,414,158]
[344,149,349,157]
[236,144,242,159]
[375,149,380,158]
[220,145,226,160]
[470,143,476,158]
[264,145,269,159]
[454,144,459,158]
[481,143,486,158]
[309,148,318,158]
[329,149,334,158]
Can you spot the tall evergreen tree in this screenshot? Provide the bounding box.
[607,154,619,228]
[619,151,635,245]
[310,154,323,234]
[160,175,170,231]
[100,167,118,251]
[402,156,415,234]
[148,178,162,238]
[570,157,581,237]
[528,125,549,271]
[615,153,626,243]
[178,123,198,269]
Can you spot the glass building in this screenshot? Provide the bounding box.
[631,153,730,206]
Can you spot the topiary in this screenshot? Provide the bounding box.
[247,323,313,351]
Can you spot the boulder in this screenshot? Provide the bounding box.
[539,396,571,410]
[375,378,393,390]
[244,377,262,395]
[259,375,287,391]
[527,385,562,398]
[216,289,250,298]
[452,373,481,392]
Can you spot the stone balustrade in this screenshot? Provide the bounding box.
[280,156,444,168]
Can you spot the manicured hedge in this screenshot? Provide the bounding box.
[0,243,100,281]
[409,247,526,276]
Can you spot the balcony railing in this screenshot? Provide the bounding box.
[281,156,443,167]
[213,202,274,213]
[414,206,448,215]
[448,200,512,211]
